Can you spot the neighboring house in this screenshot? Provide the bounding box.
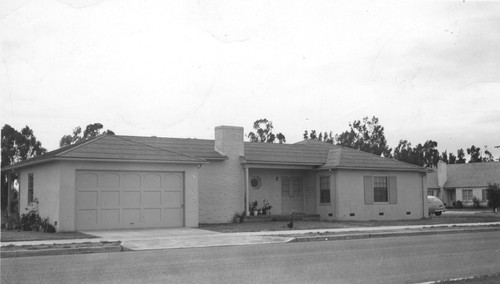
[2,126,429,232]
[427,161,500,207]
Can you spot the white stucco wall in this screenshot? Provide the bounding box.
[246,169,314,216]
[19,160,200,232]
[317,169,427,221]
[18,162,61,228]
[455,187,488,206]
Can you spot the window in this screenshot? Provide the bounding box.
[373,176,388,202]
[462,189,473,201]
[28,173,34,204]
[319,176,330,204]
[482,189,487,202]
[428,189,434,196]
[364,176,397,205]
[250,176,261,189]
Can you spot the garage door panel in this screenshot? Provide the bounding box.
[101,209,120,226]
[101,191,120,208]
[76,210,98,229]
[76,191,98,209]
[144,174,161,188]
[144,208,161,223]
[143,191,161,207]
[122,173,141,188]
[122,191,141,207]
[163,191,182,208]
[100,173,120,188]
[163,208,182,227]
[76,171,184,230]
[123,209,141,225]
[164,174,182,190]
[76,173,98,189]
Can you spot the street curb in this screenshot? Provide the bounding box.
[289,227,500,243]
[0,242,123,258]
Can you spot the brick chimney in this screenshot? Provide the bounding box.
[214,126,244,157]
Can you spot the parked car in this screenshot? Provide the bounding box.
[428,196,445,216]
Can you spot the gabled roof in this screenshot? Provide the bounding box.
[122,136,226,160]
[243,140,333,166]
[320,146,426,172]
[444,162,500,188]
[244,140,426,172]
[3,134,426,173]
[3,135,207,170]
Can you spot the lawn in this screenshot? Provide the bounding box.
[1,229,98,242]
[200,211,500,233]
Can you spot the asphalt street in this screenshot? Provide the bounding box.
[2,231,500,283]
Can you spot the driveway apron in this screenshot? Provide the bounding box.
[82,228,293,250]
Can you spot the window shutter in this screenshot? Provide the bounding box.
[389,176,397,204]
[364,176,373,204]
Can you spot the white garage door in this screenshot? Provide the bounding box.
[76,171,184,230]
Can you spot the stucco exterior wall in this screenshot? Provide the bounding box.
[20,161,199,231]
[455,187,488,206]
[18,162,61,228]
[318,169,427,221]
[315,170,336,221]
[246,169,314,215]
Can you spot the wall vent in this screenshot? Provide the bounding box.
[379,212,384,216]
[349,213,355,216]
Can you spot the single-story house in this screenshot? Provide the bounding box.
[3,126,429,232]
[427,161,500,207]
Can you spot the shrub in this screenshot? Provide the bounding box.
[486,183,500,212]
[19,207,55,233]
[472,196,481,208]
[455,200,463,208]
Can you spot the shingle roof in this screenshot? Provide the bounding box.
[2,135,207,170]
[3,135,426,173]
[444,162,500,188]
[243,141,333,165]
[122,136,226,160]
[244,140,426,172]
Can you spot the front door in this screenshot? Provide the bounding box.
[281,176,303,214]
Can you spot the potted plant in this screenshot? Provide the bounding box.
[249,200,258,216]
[261,199,272,215]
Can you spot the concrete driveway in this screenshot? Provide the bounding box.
[82,228,293,251]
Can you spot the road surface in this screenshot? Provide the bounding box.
[2,231,500,283]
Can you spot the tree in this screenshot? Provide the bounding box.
[303,130,334,143]
[393,140,416,165]
[448,152,457,164]
[1,124,46,212]
[393,139,440,168]
[483,146,494,162]
[248,119,286,143]
[440,151,448,164]
[421,140,440,168]
[59,123,114,147]
[456,149,466,164]
[486,183,500,213]
[467,145,483,163]
[334,116,392,157]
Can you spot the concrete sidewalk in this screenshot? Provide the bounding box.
[2,222,500,258]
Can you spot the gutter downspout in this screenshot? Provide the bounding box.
[245,166,250,216]
[421,173,428,218]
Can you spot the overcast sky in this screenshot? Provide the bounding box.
[1,0,499,160]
